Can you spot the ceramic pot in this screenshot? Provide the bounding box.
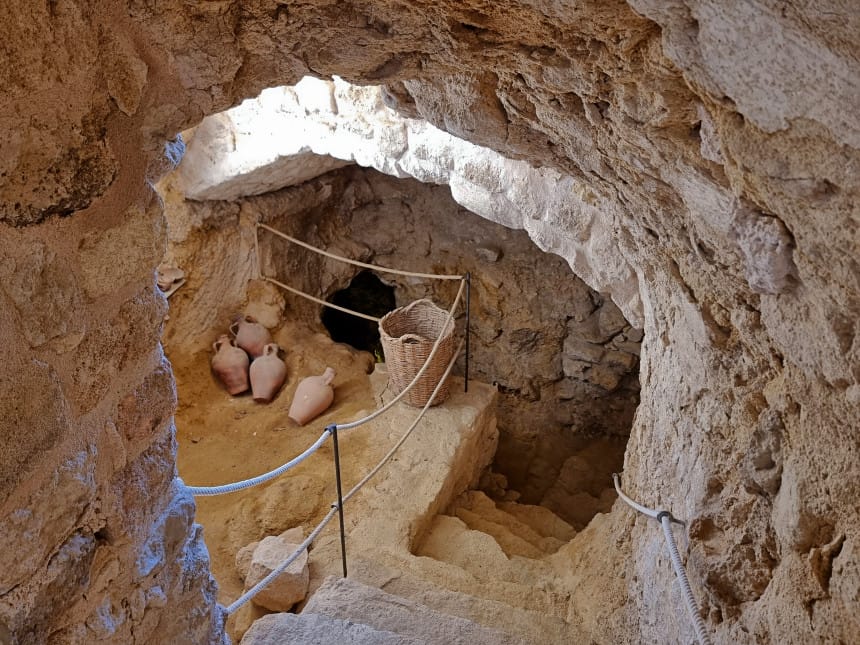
[211,334,250,395]
[230,314,272,359]
[289,367,336,425]
[250,344,287,403]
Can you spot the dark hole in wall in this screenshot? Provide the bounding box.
[321,270,395,354]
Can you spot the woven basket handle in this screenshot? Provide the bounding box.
[401,298,434,315]
[400,333,425,344]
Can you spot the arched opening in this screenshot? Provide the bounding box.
[321,270,395,355]
[156,78,642,643]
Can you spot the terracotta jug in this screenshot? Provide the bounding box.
[250,344,287,403]
[289,367,336,425]
[211,334,250,395]
[230,314,272,359]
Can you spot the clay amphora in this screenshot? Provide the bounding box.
[250,344,287,403]
[289,367,336,425]
[211,334,250,395]
[230,315,272,359]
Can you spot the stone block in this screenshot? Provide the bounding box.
[240,612,421,645]
[0,450,94,598]
[70,287,166,413]
[596,301,628,341]
[115,360,177,461]
[0,241,84,348]
[603,350,637,370]
[612,340,641,356]
[624,327,644,343]
[77,198,166,300]
[303,576,520,644]
[235,541,259,581]
[587,364,622,391]
[553,378,581,401]
[237,527,303,581]
[566,301,628,345]
[563,337,604,363]
[0,356,69,501]
[562,357,590,378]
[244,535,309,612]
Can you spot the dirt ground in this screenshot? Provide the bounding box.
[168,319,378,627]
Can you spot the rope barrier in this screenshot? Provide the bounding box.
[334,278,465,432]
[225,506,338,615]
[186,430,330,496]
[200,221,473,612]
[612,474,712,645]
[262,275,381,322]
[257,223,464,280]
[224,340,464,615]
[186,280,463,497]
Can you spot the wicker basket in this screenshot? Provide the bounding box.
[379,299,455,407]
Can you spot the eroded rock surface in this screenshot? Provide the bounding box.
[1,1,858,643]
[239,532,309,612]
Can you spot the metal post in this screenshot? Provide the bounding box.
[464,273,471,393]
[328,424,348,577]
[253,223,261,279]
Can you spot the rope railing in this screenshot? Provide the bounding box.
[223,342,464,615]
[184,279,465,496]
[257,223,464,280]
[255,222,472,393]
[262,275,381,322]
[612,473,712,645]
[186,430,331,497]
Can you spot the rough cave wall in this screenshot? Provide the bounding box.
[1,2,858,645]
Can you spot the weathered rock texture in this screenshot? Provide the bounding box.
[239,534,309,612]
[240,611,423,645]
[0,189,222,640]
[1,1,858,644]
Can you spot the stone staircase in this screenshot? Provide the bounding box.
[241,491,588,644]
[237,376,591,644]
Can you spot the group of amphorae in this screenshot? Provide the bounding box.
[211,314,336,425]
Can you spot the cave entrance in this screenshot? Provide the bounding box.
[321,270,395,355]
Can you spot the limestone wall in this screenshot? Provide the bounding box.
[1,1,858,643]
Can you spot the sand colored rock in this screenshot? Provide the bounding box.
[303,576,524,645]
[240,611,422,645]
[1,1,858,643]
[242,535,309,612]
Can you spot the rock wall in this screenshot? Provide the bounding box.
[1,1,858,644]
[0,186,222,642]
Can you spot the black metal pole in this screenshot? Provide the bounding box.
[465,273,471,393]
[328,424,348,577]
